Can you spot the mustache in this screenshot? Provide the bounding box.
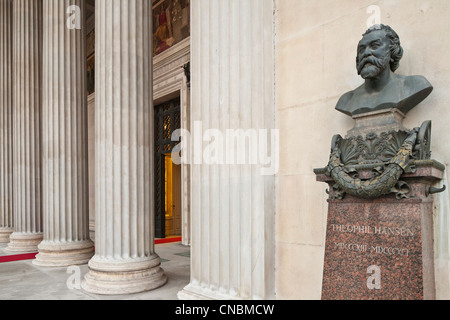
[357,55,388,75]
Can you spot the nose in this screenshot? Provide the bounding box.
[361,46,373,59]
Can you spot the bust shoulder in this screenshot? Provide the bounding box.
[336,84,367,116]
[397,74,433,114]
[335,88,360,117]
[403,74,432,94]
[335,75,433,117]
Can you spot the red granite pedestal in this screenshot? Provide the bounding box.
[315,160,445,300]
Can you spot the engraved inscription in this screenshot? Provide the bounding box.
[331,223,414,257]
[334,242,410,256]
[331,224,414,236]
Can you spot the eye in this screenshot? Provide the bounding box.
[371,42,381,49]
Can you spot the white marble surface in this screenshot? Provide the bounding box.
[34,0,94,268]
[0,0,13,244]
[8,0,43,252]
[81,0,166,295]
[179,0,276,300]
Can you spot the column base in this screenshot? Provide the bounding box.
[89,220,95,243]
[81,254,167,295]
[33,239,94,267]
[0,228,13,243]
[178,283,239,300]
[6,232,43,252]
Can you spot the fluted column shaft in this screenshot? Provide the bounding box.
[82,0,166,295]
[7,0,43,252]
[178,0,276,300]
[0,0,13,243]
[33,0,94,267]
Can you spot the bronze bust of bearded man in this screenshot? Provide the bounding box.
[335,24,433,117]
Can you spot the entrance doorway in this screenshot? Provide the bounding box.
[154,97,181,239]
[164,154,182,236]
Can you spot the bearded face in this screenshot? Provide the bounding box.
[356,30,392,80]
[357,51,391,79]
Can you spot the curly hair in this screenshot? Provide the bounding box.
[362,24,404,72]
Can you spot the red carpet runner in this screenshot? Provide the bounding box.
[0,253,38,264]
[0,237,182,264]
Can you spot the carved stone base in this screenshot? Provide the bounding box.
[0,228,13,243]
[178,283,237,300]
[81,255,167,295]
[6,232,43,252]
[33,240,94,267]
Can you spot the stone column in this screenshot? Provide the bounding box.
[180,75,191,246]
[82,0,167,295]
[0,0,13,243]
[7,0,43,252]
[178,0,276,300]
[33,0,94,267]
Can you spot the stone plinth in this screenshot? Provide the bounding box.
[315,160,444,300]
[346,108,407,138]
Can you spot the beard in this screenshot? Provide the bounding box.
[357,52,391,79]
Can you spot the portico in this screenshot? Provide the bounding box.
[0,0,277,298]
[0,0,171,294]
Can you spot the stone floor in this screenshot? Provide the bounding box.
[0,242,190,300]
